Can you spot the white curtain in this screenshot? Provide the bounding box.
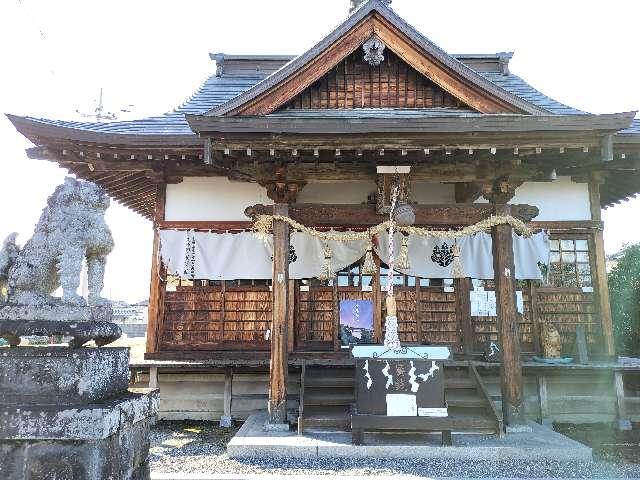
[375,231,549,280]
[159,230,367,280]
[160,229,548,281]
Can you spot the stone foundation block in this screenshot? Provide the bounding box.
[0,347,129,406]
[0,389,158,480]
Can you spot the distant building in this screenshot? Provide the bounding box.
[112,302,148,337]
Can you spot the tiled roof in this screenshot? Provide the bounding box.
[17,68,613,136]
[619,118,640,135]
[18,74,265,136]
[477,73,585,116]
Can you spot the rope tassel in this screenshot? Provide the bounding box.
[451,244,465,278]
[319,242,334,280]
[362,241,376,275]
[396,235,410,270]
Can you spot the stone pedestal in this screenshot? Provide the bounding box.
[0,346,158,480]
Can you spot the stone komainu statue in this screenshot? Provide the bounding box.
[0,177,114,306]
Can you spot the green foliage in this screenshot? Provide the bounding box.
[609,244,640,355]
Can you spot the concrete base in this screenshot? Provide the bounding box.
[0,389,158,480]
[505,424,534,433]
[263,422,290,432]
[219,416,233,428]
[618,418,633,431]
[228,412,592,461]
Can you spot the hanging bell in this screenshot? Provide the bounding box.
[392,200,415,226]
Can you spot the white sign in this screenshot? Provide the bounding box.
[418,407,448,417]
[386,394,417,416]
[471,290,524,316]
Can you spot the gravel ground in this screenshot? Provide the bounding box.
[150,421,640,478]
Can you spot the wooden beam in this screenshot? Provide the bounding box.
[455,183,482,203]
[145,184,167,355]
[373,255,382,343]
[588,180,615,356]
[246,203,539,227]
[268,203,290,427]
[491,203,527,429]
[287,280,296,354]
[455,277,474,356]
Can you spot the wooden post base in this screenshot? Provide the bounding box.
[267,399,289,428]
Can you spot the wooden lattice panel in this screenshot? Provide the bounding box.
[159,285,271,350]
[418,289,459,347]
[279,49,468,110]
[472,287,535,353]
[297,288,335,348]
[535,288,601,354]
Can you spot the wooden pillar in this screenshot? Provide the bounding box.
[373,255,383,343]
[287,280,296,353]
[588,179,615,357]
[145,184,167,355]
[455,277,473,356]
[220,367,233,427]
[536,374,551,426]
[148,366,159,389]
[491,203,527,429]
[529,281,542,355]
[614,370,632,430]
[268,203,290,427]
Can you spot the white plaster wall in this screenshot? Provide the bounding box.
[165,177,273,221]
[412,182,455,204]
[475,176,591,221]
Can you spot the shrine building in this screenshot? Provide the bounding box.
[8,0,640,432]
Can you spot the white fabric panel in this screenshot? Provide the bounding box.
[158,229,190,277]
[513,232,550,279]
[159,230,367,280]
[375,231,549,280]
[160,229,548,281]
[284,233,368,280]
[196,232,272,280]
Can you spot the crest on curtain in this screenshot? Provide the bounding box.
[430,243,454,268]
[270,244,298,264]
